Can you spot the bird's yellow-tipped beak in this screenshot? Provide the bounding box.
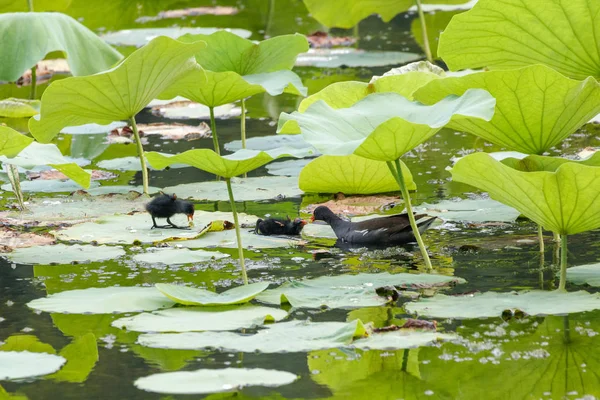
[187,214,194,221]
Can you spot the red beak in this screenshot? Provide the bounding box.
[187,214,194,221]
[310,215,315,222]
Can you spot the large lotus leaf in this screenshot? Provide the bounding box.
[0,126,33,157]
[278,90,495,161]
[146,148,313,179]
[54,212,300,248]
[112,304,287,333]
[0,142,90,188]
[27,287,175,314]
[0,98,40,118]
[0,351,66,380]
[451,153,600,235]
[438,0,600,79]
[5,244,125,265]
[48,333,98,383]
[406,290,600,319]
[29,36,207,143]
[279,72,443,135]
[134,368,297,395]
[299,155,415,194]
[155,282,270,306]
[413,65,600,154]
[501,152,600,172]
[138,319,368,352]
[159,31,308,106]
[164,176,302,201]
[414,198,521,223]
[302,0,471,28]
[566,263,600,287]
[133,248,229,265]
[257,273,465,309]
[0,12,122,82]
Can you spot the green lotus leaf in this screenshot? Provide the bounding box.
[299,155,415,194]
[0,12,122,82]
[49,333,98,383]
[5,244,125,265]
[29,36,207,143]
[134,368,298,395]
[155,282,270,306]
[138,319,368,352]
[146,148,312,179]
[0,351,66,380]
[27,287,175,314]
[451,153,600,235]
[566,263,600,287]
[133,248,229,265]
[302,0,471,28]
[0,126,33,157]
[278,89,495,161]
[406,290,600,319]
[0,98,40,118]
[159,31,308,107]
[438,0,600,79]
[414,65,600,154]
[0,142,90,188]
[279,71,443,134]
[501,152,600,172]
[257,273,465,309]
[112,304,287,333]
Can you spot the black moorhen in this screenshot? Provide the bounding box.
[145,193,194,229]
[255,217,307,236]
[311,205,436,245]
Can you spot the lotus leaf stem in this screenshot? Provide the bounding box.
[225,178,248,285]
[553,231,561,243]
[558,234,568,291]
[353,24,359,49]
[414,0,433,63]
[537,225,544,253]
[27,0,33,11]
[30,65,37,100]
[387,160,433,270]
[7,164,25,211]
[241,99,247,149]
[129,117,149,195]
[209,106,220,155]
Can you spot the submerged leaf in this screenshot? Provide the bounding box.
[567,263,600,287]
[5,244,125,265]
[27,287,175,314]
[299,155,415,194]
[134,368,297,394]
[49,333,98,383]
[451,153,600,235]
[406,290,600,319]
[29,36,206,143]
[278,90,495,161]
[414,65,600,154]
[155,282,270,306]
[113,304,287,332]
[0,12,122,81]
[438,0,600,79]
[133,248,229,265]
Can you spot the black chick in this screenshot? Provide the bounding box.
[145,193,194,229]
[255,216,307,236]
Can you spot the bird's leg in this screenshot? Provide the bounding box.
[151,216,160,229]
[166,217,189,230]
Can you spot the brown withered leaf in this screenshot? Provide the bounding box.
[0,227,55,250]
[307,31,356,48]
[17,59,70,86]
[26,170,116,181]
[137,6,238,22]
[304,195,401,216]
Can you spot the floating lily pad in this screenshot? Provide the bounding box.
[133,248,229,266]
[5,244,125,265]
[1,180,100,193]
[164,176,302,201]
[27,286,175,314]
[54,212,299,248]
[151,102,240,120]
[352,331,457,351]
[414,198,521,223]
[134,368,297,395]
[0,351,66,380]
[155,282,269,305]
[301,222,338,241]
[138,319,367,352]
[97,157,189,171]
[85,185,161,195]
[225,134,317,153]
[567,263,600,287]
[405,291,600,319]
[295,49,421,68]
[113,304,287,333]
[257,273,465,309]
[101,27,251,47]
[0,228,55,249]
[266,158,311,176]
[60,122,127,135]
